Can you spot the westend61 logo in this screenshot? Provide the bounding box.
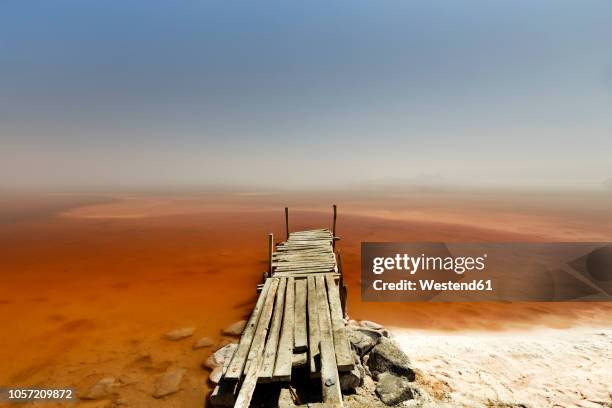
[372,253,487,275]
[361,242,612,302]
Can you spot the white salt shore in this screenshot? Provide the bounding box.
[392,327,612,408]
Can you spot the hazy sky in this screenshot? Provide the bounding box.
[1,1,611,190]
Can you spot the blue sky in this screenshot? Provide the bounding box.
[1,1,611,189]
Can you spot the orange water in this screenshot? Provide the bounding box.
[1,191,611,406]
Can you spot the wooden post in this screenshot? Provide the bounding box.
[338,253,347,318]
[285,207,289,240]
[268,233,274,276]
[332,204,337,249]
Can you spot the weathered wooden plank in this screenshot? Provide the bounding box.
[294,279,308,352]
[276,247,331,251]
[290,232,331,235]
[273,254,335,259]
[325,274,354,372]
[225,278,273,380]
[279,242,331,246]
[290,230,330,235]
[307,276,320,378]
[274,254,332,259]
[210,346,239,406]
[232,278,279,407]
[315,275,342,405]
[272,272,340,278]
[274,255,331,259]
[274,268,335,273]
[274,263,336,268]
[273,262,336,267]
[287,239,331,242]
[289,237,331,241]
[274,263,335,268]
[275,247,328,252]
[258,277,287,382]
[274,265,336,270]
[285,241,331,245]
[273,277,295,381]
[292,351,308,368]
[275,247,331,252]
[274,258,336,263]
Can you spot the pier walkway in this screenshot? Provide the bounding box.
[211,209,351,407]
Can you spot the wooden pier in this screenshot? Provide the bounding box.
[211,207,351,407]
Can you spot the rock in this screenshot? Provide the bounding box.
[340,365,363,392]
[222,320,246,336]
[82,377,117,400]
[209,366,223,384]
[153,368,186,398]
[163,327,195,341]
[358,325,391,339]
[341,351,365,392]
[367,337,415,380]
[348,328,379,356]
[192,337,214,349]
[360,320,384,330]
[375,372,414,405]
[203,343,237,370]
[213,337,234,351]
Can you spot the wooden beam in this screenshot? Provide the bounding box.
[273,277,294,381]
[315,275,342,405]
[332,204,337,249]
[258,277,287,382]
[294,279,308,352]
[272,272,340,278]
[307,276,320,378]
[285,207,289,240]
[325,274,354,372]
[233,278,280,407]
[225,278,273,380]
[268,233,274,276]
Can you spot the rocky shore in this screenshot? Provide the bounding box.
[72,320,612,408]
[76,318,443,407]
[202,318,443,407]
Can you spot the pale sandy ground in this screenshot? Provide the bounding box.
[394,327,612,408]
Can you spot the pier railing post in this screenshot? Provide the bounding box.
[338,252,347,318]
[285,207,289,240]
[268,233,274,276]
[332,204,337,249]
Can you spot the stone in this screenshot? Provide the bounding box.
[375,372,414,405]
[367,337,415,380]
[203,343,237,370]
[82,377,117,400]
[340,366,362,392]
[209,366,223,384]
[163,327,195,341]
[192,337,214,349]
[360,320,384,330]
[348,328,379,356]
[153,368,186,398]
[358,325,392,339]
[341,351,365,392]
[222,320,246,336]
